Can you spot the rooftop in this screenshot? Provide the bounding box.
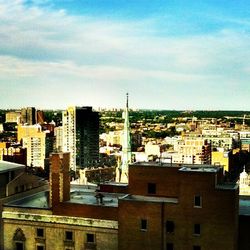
[120,194,178,204]
[5,185,126,209]
[179,165,222,173]
[239,196,250,216]
[0,160,25,173]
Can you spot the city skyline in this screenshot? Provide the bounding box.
[0,0,250,110]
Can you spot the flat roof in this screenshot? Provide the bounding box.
[179,165,221,173]
[130,162,181,168]
[6,191,50,209]
[239,197,250,216]
[5,185,126,208]
[120,194,178,204]
[216,183,238,190]
[0,161,25,173]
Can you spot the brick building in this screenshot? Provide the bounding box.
[2,155,239,250]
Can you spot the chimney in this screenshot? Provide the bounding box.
[49,152,70,207]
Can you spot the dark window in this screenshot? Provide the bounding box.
[65,231,73,241]
[194,224,201,235]
[166,221,175,233]
[36,228,44,238]
[193,246,201,250]
[148,183,156,194]
[37,246,44,250]
[16,242,24,250]
[194,195,202,207]
[86,233,95,243]
[141,219,147,230]
[166,242,174,250]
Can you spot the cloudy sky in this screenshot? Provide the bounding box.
[0,0,250,110]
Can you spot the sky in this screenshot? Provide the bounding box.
[0,0,250,110]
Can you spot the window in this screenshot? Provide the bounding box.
[148,183,156,194]
[16,242,24,250]
[36,228,44,238]
[193,246,201,250]
[86,233,95,243]
[141,219,147,231]
[194,224,201,235]
[65,231,73,241]
[37,246,45,250]
[194,195,202,207]
[166,243,174,250]
[166,221,175,233]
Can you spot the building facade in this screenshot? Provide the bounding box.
[63,106,99,171]
[2,156,239,250]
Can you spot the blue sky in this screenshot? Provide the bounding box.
[0,0,250,110]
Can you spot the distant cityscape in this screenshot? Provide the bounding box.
[0,99,249,249]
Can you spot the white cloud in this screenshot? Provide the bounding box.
[0,1,249,109]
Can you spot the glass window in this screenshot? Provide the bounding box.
[86,233,95,243]
[193,246,201,250]
[15,242,24,250]
[166,221,175,233]
[141,219,147,231]
[194,195,202,207]
[166,243,174,250]
[194,224,201,235]
[65,231,73,241]
[36,228,44,238]
[148,183,156,194]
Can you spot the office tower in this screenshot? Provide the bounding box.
[20,107,36,125]
[63,106,99,171]
[116,94,132,183]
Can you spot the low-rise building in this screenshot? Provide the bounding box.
[2,153,240,250]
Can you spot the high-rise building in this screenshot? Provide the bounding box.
[62,106,99,171]
[20,107,36,125]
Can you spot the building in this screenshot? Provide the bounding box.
[62,106,99,171]
[20,107,36,125]
[0,160,47,249]
[54,126,63,152]
[2,155,239,250]
[5,111,21,123]
[18,124,46,168]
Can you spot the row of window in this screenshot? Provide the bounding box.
[147,183,202,207]
[36,228,95,243]
[141,220,201,235]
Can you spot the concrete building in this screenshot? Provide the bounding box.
[18,124,46,168]
[0,160,47,249]
[54,126,63,152]
[62,106,99,171]
[5,111,21,123]
[2,155,239,250]
[20,107,36,125]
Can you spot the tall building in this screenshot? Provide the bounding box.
[62,106,99,171]
[116,94,132,183]
[20,107,36,125]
